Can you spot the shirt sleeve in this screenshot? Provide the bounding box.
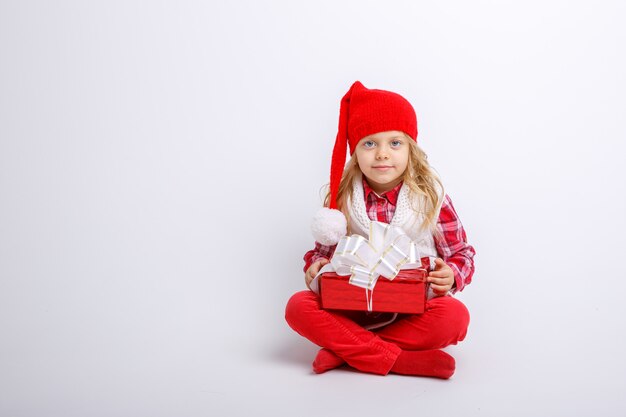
[303,241,337,273]
[433,194,476,293]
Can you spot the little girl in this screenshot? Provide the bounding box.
[285,81,475,379]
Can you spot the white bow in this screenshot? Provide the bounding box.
[328,221,422,290]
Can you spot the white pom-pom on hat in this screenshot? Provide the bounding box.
[311,208,347,245]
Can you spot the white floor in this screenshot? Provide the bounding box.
[2,262,625,417]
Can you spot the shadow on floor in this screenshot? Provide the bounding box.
[265,338,319,366]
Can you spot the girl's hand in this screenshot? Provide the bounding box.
[305,258,330,290]
[427,258,455,297]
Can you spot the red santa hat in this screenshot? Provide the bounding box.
[312,81,418,245]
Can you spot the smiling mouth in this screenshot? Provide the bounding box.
[373,166,393,169]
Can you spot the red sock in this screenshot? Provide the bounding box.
[390,349,455,379]
[312,348,345,374]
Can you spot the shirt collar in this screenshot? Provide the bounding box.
[362,177,402,206]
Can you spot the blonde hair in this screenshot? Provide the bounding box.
[324,134,443,234]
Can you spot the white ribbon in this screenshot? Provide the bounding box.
[330,221,423,290]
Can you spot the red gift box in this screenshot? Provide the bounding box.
[320,268,427,314]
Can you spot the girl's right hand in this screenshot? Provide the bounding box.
[305,258,330,290]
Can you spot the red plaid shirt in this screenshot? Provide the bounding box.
[304,178,476,292]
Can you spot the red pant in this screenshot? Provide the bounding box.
[285,290,470,375]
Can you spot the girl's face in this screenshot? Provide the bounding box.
[354,130,409,194]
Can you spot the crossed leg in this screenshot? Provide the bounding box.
[285,291,469,378]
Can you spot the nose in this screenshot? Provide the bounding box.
[376,147,389,160]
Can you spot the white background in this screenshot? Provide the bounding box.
[1,1,626,416]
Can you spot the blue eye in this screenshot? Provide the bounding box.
[363,140,376,148]
[391,140,402,147]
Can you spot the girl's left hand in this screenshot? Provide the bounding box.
[427,258,455,297]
